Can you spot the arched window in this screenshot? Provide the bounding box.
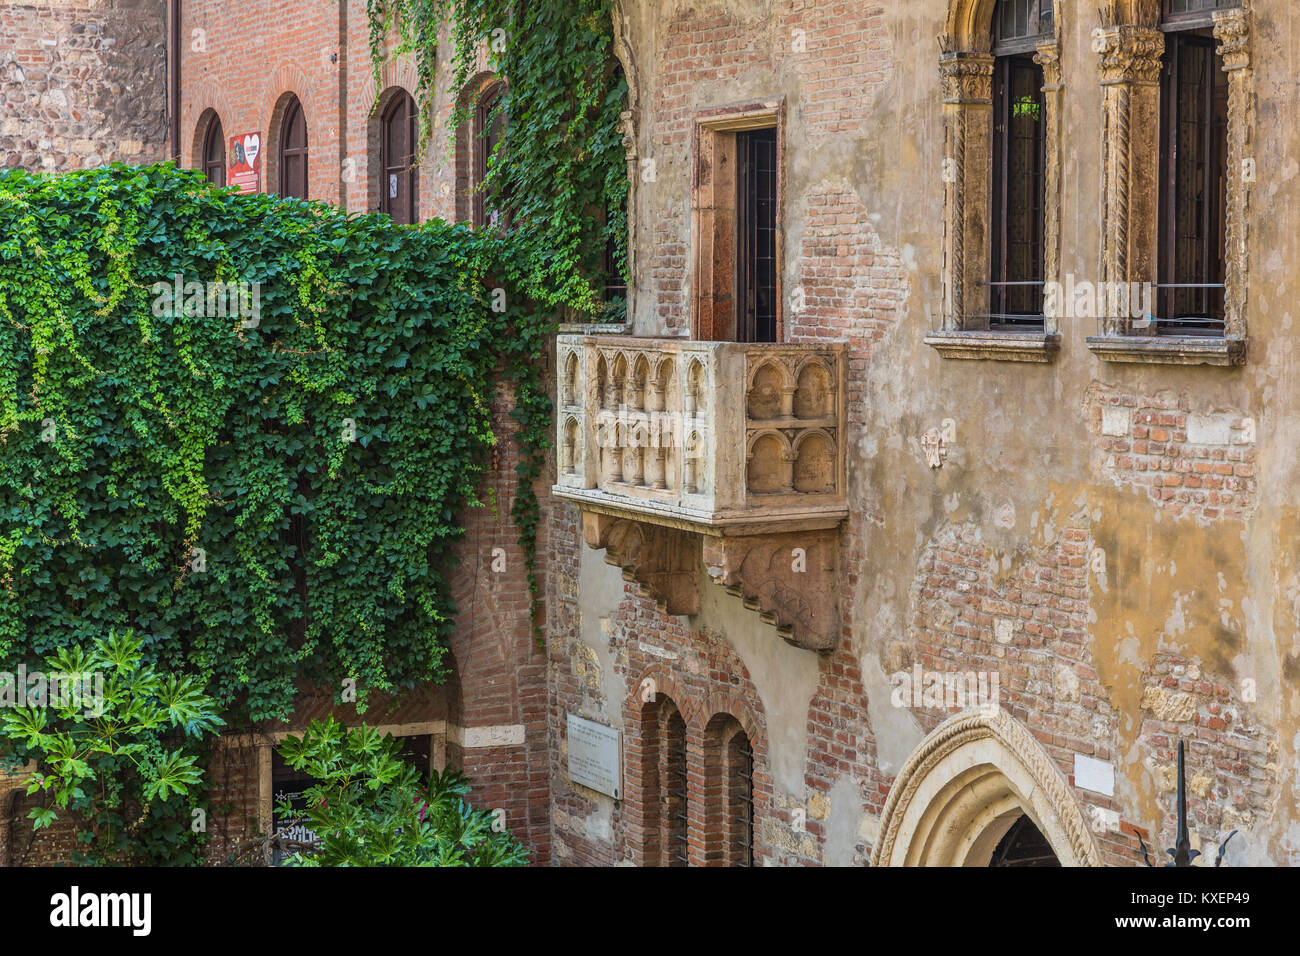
[989,0,1052,329]
[380,90,419,225]
[703,713,757,866]
[202,115,226,187]
[279,96,309,200]
[473,81,507,228]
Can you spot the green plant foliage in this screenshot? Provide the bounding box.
[0,163,552,720]
[274,717,528,866]
[0,628,223,865]
[370,0,629,320]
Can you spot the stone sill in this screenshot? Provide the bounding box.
[924,330,1060,363]
[1085,335,1245,367]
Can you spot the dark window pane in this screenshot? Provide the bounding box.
[994,0,1052,53]
[737,127,778,344]
[990,56,1046,329]
[664,709,687,867]
[728,731,754,868]
[473,83,507,229]
[1157,33,1227,334]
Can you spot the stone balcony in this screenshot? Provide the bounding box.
[553,334,848,650]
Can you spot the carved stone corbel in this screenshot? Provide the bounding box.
[1214,7,1252,341]
[701,530,838,651]
[1095,26,1164,335]
[584,512,699,615]
[939,52,995,331]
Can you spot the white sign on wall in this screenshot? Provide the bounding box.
[567,714,622,800]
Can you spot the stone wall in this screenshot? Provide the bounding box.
[0,0,167,171]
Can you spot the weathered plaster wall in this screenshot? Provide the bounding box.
[551,0,1298,866]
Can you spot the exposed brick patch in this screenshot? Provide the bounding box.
[1137,653,1278,855]
[789,645,887,866]
[790,180,908,426]
[1086,384,1258,521]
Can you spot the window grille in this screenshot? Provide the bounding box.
[737,128,778,344]
[989,54,1046,329]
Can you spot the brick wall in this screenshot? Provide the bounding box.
[1088,385,1258,521]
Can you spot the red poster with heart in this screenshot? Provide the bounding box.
[228,133,262,194]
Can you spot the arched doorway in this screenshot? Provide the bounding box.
[873,710,1101,867]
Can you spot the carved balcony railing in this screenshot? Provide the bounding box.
[553,335,848,650]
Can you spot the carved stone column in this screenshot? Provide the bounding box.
[939,51,994,331]
[1214,8,1252,341]
[619,108,638,323]
[1035,41,1064,336]
[1096,26,1164,335]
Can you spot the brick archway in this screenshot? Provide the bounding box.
[873,709,1103,867]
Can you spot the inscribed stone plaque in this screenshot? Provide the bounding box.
[567,714,622,799]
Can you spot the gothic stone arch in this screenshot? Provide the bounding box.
[872,710,1103,867]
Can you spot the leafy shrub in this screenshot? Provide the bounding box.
[273,717,528,866]
[0,628,223,865]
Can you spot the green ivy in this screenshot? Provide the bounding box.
[370,0,629,320]
[0,163,552,721]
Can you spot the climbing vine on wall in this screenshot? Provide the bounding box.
[0,163,550,721]
[367,0,629,321]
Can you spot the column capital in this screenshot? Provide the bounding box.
[940,51,995,104]
[1213,8,1251,72]
[1095,25,1164,85]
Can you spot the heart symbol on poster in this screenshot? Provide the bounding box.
[243,134,260,168]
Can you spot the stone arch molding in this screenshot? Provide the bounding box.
[940,0,1001,53]
[872,710,1103,867]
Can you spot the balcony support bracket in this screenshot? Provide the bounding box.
[702,529,839,652]
[583,512,701,616]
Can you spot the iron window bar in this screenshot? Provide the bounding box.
[666,782,689,866]
[980,282,1046,328]
[734,739,755,868]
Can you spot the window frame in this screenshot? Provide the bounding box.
[691,101,785,343]
[278,96,309,200]
[379,90,420,225]
[1155,29,1229,336]
[472,81,508,230]
[202,116,226,188]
